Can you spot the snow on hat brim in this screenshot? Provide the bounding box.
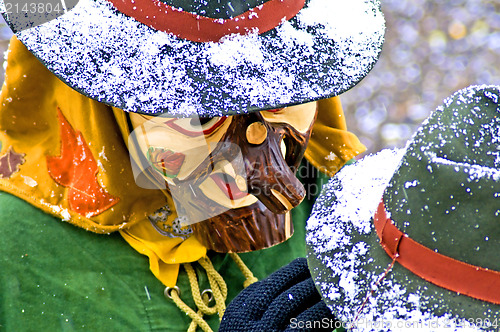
[6,0,384,116]
[306,85,500,331]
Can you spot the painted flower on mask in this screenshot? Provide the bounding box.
[147,147,186,178]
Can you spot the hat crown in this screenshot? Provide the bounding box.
[384,85,500,270]
[306,85,500,328]
[160,0,268,19]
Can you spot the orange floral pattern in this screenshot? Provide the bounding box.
[47,108,119,217]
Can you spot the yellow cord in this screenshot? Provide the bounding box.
[229,253,259,288]
[198,256,227,319]
[187,291,213,332]
[166,254,259,331]
[184,263,217,315]
[168,287,214,332]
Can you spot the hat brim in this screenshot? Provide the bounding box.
[306,149,500,331]
[7,0,384,116]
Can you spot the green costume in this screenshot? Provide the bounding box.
[0,191,313,331]
[0,38,362,331]
[0,0,386,327]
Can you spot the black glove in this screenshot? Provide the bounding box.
[219,258,339,332]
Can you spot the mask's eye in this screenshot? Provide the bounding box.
[192,117,213,126]
[165,116,227,137]
[261,102,317,134]
[264,108,282,113]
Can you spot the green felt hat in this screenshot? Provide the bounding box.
[306,85,500,330]
[1,0,385,116]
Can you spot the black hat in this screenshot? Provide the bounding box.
[3,0,385,116]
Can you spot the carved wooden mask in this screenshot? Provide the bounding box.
[129,102,317,252]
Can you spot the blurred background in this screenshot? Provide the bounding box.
[1,0,499,156]
[342,0,500,155]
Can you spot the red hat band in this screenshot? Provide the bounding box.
[107,0,306,42]
[374,200,500,305]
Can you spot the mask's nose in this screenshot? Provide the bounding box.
[244,121,305,214]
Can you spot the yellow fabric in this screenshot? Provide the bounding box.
[305,97,366,176]
[0,36,363,288]
[120,217,206,286]
[0,37,161,232]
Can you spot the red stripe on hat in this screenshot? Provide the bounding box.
[107,0,306,42]
[374,200,500,305]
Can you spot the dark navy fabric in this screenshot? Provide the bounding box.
[220,258,338,332]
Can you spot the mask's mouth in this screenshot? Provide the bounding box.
[209,172,248,200]
[147,145,256,211]
[147,147,185,178]
[198,160,256,209]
